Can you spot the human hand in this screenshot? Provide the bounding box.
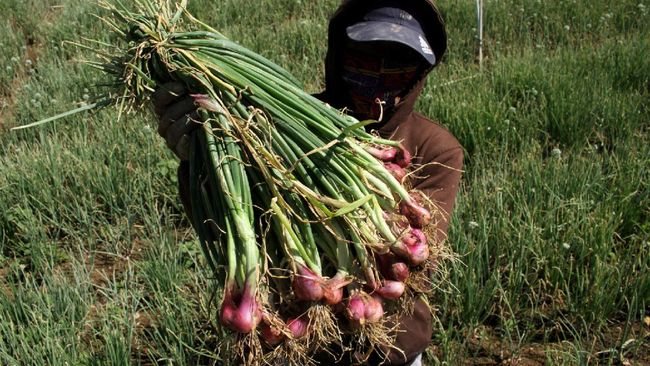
[151,82,200,160]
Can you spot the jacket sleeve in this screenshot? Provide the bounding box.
[387,115,464,243]
[411,144,464,242]
[375,118,463,364]
[376,147,462,366]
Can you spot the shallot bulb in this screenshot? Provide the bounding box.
[366,146,398,162]
[346,293,367,327]
[390,261,410,282]
[322,272,350,305]
[190,94,222,112]
[259,322,285,346]
[219,283,262,333]
[287,316,309,339]
[376,252,411,282]
[292,265,324,302]
[399,197,431,229]
[346,292,384,326]
[364,295,384,323]
[394,146,412,168]
[385,162,407,182]
[393,228,429,265]
[376,280,406,300]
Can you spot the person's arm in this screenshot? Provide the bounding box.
[377,119,464,365]
[382,115,464,242]
[411,144,464,242]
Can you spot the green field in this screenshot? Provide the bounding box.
[1,0,648,364]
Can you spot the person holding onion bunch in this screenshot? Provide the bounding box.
[153,0,463,365]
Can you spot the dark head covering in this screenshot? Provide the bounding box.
[320,0,447,122]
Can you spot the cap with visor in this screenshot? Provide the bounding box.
[345,6,436,65]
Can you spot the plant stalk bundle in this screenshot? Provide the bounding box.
[27,0,451,362]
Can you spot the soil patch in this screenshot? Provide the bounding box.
[0,4,63,130]
[431,322,650,365]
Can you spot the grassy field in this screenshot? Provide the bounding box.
[1,0,648,364]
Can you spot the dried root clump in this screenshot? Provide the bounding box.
[234,332,264,366]
[348,319,403,365]
[262,337,313,366]
[306,304,343,351]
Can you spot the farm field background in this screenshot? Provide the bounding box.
[0,0,648,364]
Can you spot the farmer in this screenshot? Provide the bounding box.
[152,0,463,364]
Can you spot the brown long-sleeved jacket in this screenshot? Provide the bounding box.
[312,1,463,364]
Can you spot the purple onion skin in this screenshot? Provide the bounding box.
[407,243,429,265]
[390,262,410,282]
[399,199,431,229]
[384,162,407,182]
[220,301,237,330]
[322,272,349,305]
[220,283,262,333]
[292,265,324,302]
[394,146,412,168]
[259,322,285,346]
[189,94,221,112]
[367,146,398,162]
[323,285,343,305]
[347,293,385,326]
[377,253,411,282]
[219,285,238,330]
[346,294,367,327]
[364,295,384,323]
[376,280,406,300]
[406,228,429,264]
[287,316,309,339]
[393,228,429,266]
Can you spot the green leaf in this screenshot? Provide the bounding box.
[10,100,111,131]
[341,119,378,136]
[331,194,373,218]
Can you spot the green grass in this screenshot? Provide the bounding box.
[1,0,648,364]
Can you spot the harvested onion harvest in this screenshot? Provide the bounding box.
[38,0,450,363]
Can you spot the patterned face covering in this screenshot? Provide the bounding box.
[341,42,422,120]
